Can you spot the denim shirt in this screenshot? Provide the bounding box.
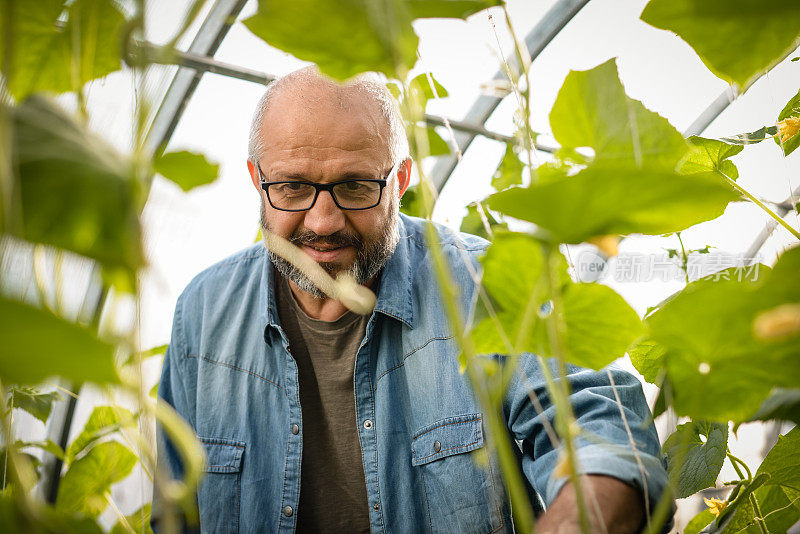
[154,214,669,533]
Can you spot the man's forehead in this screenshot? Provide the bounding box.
[257,78,392,166]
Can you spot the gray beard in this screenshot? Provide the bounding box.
[260,198,400,299]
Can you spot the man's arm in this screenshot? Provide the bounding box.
[536,475,644,534]
[503,358,672,528]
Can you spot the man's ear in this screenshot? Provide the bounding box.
[247,160,261,192]
[397,158,413,197]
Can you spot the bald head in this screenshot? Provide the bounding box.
[247,67,409,167]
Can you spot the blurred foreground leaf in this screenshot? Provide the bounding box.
[489,60,738,244]
[472,232,643,369]
[640,0,800,89]
[0,296,118,386]
[10,96,143,278]
[56,441,136,518]
[0,0,127,99]
[646,247,800,422]
[154,150,220,192]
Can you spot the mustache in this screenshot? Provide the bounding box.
[290,228,363,249]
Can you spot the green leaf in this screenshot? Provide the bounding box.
[487,166,738,244]
[154,150,220,192]
[679,136,744,180]
[405,0,497,19]
[110,504,153,534]
[627,338,667,384]
[460,202,506,240]
[66,405,136,463]
[409,72,449,101]
[0,0,127,99]
[400,184,422,217]
[7,386,61,423]
[242,0,418,80]
[11,95,143,278]
[776,89,800,156]
[757,426,800,490]
[0,296,118,386]
[749,388,800,425]
[646,247,800,422]
[664,421,728,498]
[56,441,137,518]
[21,438,65,461]
[720,126,778,146]
[683,508,715,534]
[640,0,800,89]
[0,494,104,533]
[409,126,451,157]
[473,233,642,369]
[492,143,524,191]
[737,485,800,533]
[549,59,687,169]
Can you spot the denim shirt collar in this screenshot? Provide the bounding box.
[260,214,415,338]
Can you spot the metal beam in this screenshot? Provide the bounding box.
[145,0,250,155]
[428,0,591,192]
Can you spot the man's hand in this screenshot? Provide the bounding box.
[535,475,644,534]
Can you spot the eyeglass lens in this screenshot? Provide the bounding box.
[268,181,383,210]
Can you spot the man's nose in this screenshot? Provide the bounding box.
[303,189,346,236]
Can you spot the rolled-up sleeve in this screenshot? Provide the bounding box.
[504,356,670,515]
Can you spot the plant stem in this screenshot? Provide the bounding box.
[423,220,535,533]
[727,451,752,481]
[541,243,592,534]
[675,232,689,284]
[718,170,800,241]
[750,492,769,534]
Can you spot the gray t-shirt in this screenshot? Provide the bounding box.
[275,274,371,533]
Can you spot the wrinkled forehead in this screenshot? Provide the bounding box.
[258,82,393,168]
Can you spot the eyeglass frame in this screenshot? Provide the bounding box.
[256,161,399,212]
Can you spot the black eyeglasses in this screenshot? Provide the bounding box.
[257,162,396,212]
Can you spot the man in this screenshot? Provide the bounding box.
[154,67,670,533]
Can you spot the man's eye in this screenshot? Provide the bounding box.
[342,181,366,191]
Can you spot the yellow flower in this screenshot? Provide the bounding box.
[588,235,620,258]
[777,116,800,144]
[703,497,728,517]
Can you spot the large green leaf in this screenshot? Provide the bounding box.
[0,495,103,533]
[640,0,800,89]
[472,232,643,369]
[242,0,419,80]
[679,136,743,180]
[56,441,137,518]
[664,421,728,498]
[549,59,687,169]
[646,247,800,422]
[7,386,61,423]
[0,296,118,386]
[10,95,143,277]
[66,405,136,463]
[0,0,127,100]
[487,166,738,244]
[154,150,220,192]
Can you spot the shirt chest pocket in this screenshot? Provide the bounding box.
[198,437,245,534]
[411,414,507,533]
